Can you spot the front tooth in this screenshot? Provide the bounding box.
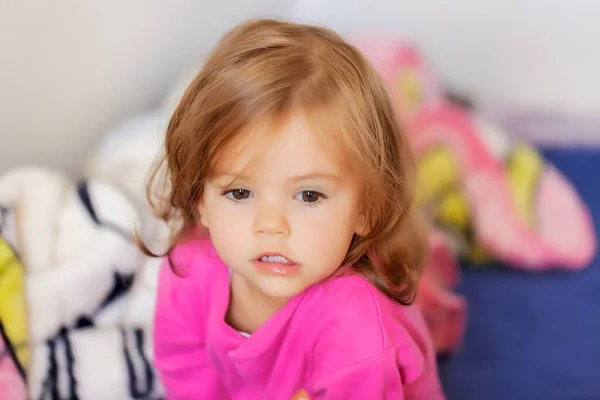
[261,255,290,264]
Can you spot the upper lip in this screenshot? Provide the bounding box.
[253,252,299,265]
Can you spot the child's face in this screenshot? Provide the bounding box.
[198,113,363,301]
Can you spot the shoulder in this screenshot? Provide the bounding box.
[158,238,224,288]
[155,239,226,319]
[304,273,430,384]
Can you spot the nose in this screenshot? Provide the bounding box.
[253,202,291,237]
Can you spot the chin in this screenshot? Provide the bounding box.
[259,281,309,300]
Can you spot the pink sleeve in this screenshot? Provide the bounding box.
[153,258,227,399]
[310,347,405,399]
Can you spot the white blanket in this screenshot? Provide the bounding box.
[0,167,166,399]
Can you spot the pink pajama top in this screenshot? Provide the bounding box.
[153,240,445,399]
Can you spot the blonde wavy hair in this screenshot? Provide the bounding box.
[140,18,426,305]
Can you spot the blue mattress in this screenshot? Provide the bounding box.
[438,148,600,400]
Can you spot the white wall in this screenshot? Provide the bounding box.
[0,0,290,175]
[291,0,600,116]
[2,1,599,175]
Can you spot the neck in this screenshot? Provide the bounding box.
[226,272,290,334]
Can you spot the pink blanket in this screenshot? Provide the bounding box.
[354,37,596,354]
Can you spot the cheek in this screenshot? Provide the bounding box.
[204,202,244,231]
[200,187,245,227]
[203,204,251,265]
[295,204,357,263]
[203,201,253,242]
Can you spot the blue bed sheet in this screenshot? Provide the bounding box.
[438,148,600,400]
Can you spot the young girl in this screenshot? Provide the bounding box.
[143,18,445,399]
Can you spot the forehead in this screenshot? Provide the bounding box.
[212,112,352,179]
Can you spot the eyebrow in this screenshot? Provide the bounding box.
[214,172,341,184]
[289,173,341,183]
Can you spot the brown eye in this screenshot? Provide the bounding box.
[299,190,323,204]
[225,189,252,201]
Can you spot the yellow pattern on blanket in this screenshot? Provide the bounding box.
[415,144,544,265]
[0,237,29,372]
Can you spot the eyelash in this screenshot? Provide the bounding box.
[294,190,327,207]
[220,189,328,207]
[221,189,253,202]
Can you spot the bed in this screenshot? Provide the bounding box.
[2,8,599,395]
[438,147,600,400]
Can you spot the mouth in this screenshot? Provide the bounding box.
[254,252,298,265]
[256,254,296,265]
[252,252,300,276]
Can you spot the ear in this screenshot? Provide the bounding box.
[354,212,368,237]
[197,199,208,228]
